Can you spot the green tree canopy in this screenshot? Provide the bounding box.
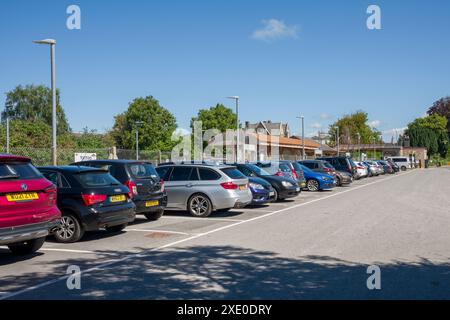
[1,85,70,134]
[406,114,448,157]
[428,97,450,135]
[328,111,382,147]
[191,104,237,132]
[110,96,178,151]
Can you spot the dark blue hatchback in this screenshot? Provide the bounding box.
[248,177,275,205]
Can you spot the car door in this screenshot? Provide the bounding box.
[165,166,194,209]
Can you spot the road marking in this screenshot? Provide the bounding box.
[0,170,415,300]
[126,229,190,235]
[161,216,245,222]
[41,248,97,254]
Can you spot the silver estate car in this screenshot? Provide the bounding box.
[155,164,252,217]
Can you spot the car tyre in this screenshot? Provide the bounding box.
[336,176,342,186]
[144,210,164,221]
[188,194,213,217]
[306,179,320,192]
[106,223,128,233]
[401,166,407,171]
[54,213,84,243]
[8,236,46,255]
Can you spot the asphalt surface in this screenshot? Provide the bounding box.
[1,168,450,299]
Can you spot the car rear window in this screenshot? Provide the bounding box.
[75,172,121,187]
[127,163,159,179]
[291,162,302,171]
[0,162,43,180]
[220,168,245,179]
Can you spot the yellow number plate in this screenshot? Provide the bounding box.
[110,195,126,203]
[145,200,159,207]
[239,185,247,190]
[6,192,39,202]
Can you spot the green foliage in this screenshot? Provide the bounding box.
[191,104,237,132]
[1,85,70,134]
[428,97,450,134]
[328,111,382,147]
[74,127,115,149]
[406,114,448,157]
[110,96,179,151]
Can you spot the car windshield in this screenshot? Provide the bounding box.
[76,172,121,187]
[0,162,43,180]
[127,163,159,180]
[299,164,312,173]
[247,164,271,176]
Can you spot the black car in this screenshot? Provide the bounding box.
[317,156,358,178]
[233,163,301,201]
[38,166,136,243]
[72,160,167,220]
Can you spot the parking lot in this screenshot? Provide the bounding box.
[1,167,450,299]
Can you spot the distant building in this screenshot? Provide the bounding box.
[244,121,291,138]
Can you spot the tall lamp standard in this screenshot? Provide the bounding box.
[226,96,240,162]
[135,121,144,160]
[6,116,10,154]
[336,126,340,156]
[33,39,57,165]
[296,116,305,160]
[357,132,361,161]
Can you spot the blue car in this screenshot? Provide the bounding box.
[248,177,276,205]
[299,164,335,191]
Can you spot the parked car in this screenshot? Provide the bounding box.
[317,156,358,178]
[385,158,400,172]
[364,161,383,175]
[279,160,307,189]
[354,161,369,178]
[233,163,301,201]
[72,160,167,221]
[386,157,411,171]
[377,160,395,174]
[38,166,136,243]
[255,161,295,180]
[298,164,335,191]
[155,164,252,217]
[0,155,61,254]
[248,177,276,206]
[360,161,376,177]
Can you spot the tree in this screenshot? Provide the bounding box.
[1,85,70,134]
[428,97,450,135]
[74,127,115,149]
[110,96,178,151]
[328,111,381,147]
[406,114,448,157]
[191,104,237,132]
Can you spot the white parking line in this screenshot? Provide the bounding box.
[126,229,190,235]
[40,248,115,255]
[0,170,415,300]
[161,216,245,222]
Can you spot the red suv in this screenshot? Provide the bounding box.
[0,154,61,254]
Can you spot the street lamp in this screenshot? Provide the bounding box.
[135,121,144,160]
[296,116,305,160]
[336,126,340,156]
[6,116,10,154]
[226,96,240,162]
[33,39,57,165]
[357,132,361,161]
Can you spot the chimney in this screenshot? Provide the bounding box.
[245,121,250,128]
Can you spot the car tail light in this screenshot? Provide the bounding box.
[159,179,165,193]
[124,180,138,199]
[291,169,298,179]
[220,181,238,190]
[44,185,57,206]
[82,194,107,206]
[275,171,284,177]
[324,167,332,172]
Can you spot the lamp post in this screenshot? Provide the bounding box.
[357,132,361,161]
[372,136,376,159]
[336,126,340,156]
[227,96,240,162]
[135,121,144,160]
[296,116,305,160]
[6,116,10,154]
[33,39,57,165]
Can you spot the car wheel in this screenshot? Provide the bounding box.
[8,236,46,255]
[401,166,407,171]
[106,223,128,233]
[306,179,320,192]
[54,213,84,243]
[144,210,164,221]
[188,194,213,217]
[336,176,342,186]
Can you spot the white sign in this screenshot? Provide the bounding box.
[315,149,323,156]
[74,153,97,162]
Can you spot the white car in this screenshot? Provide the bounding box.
[354,162,369,178]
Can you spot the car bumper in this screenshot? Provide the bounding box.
[82,203,136,231]
[214,190,253,210]
[133,193,168,214]
[250,188,274,205]
[279,186,301,199]
[0,219,60,246]
[319,181,335,190]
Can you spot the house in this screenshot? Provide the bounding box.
[244,121,291,138]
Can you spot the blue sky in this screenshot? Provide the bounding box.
[1,0,450,141]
